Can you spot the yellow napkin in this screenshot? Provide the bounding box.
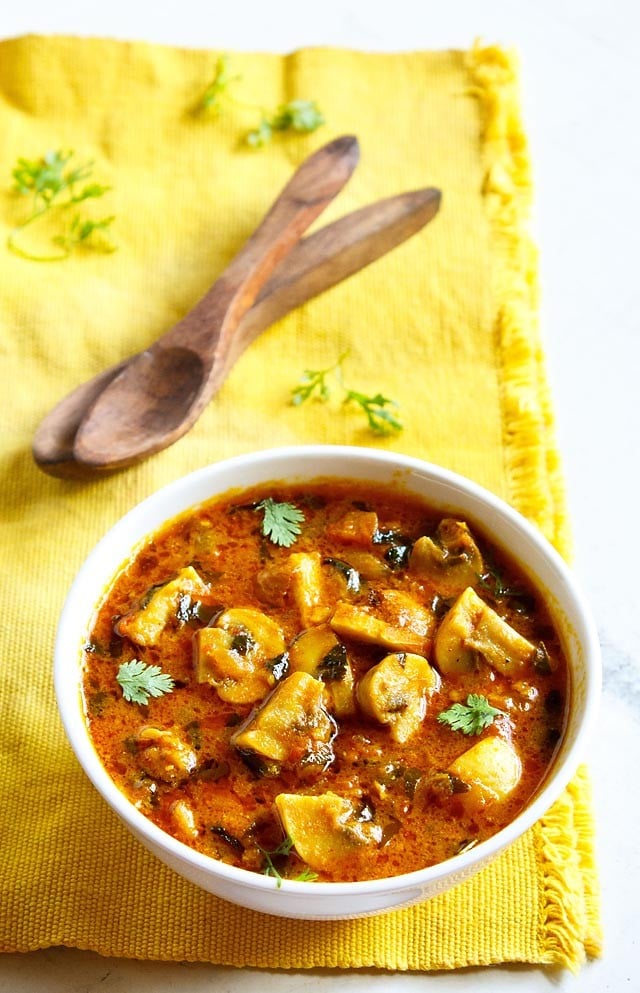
[0,35,601,970]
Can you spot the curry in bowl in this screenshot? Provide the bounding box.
[82,478,567,885]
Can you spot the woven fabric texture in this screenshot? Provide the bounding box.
[0,35,600,970]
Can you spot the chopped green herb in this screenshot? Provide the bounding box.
[316,643,349,682]
[8,149,116,261]
[294,867,319,882]
[247,100,324,147]
[116,659,175,706]
[258,835,295,887]
[200,54,241,113]
[52,214,115,255]
[272,99,325,133]
[196,56,324,148]
[290,353,346,406]
[246,117,274,148]
[437,694,506,736]
[343,388,402,434]
[477,565,526,600]
[256,498,305,547]
[291,352,402,435]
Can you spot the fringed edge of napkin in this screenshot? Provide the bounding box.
[568,768,603,960]
[466,45,602,970]
[465,43,571,557]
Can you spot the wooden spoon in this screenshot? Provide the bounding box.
[71,135,360,471]
[33,187,441,477]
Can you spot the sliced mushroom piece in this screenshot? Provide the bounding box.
[117,566,209,647]
[338,549,390,581]
[326,509,379,546]
[133,726,197,785]
[434,586,536,676]
[357,652,440,743]
[232,671,337,777]
[275,792,383,873]
[330,589,435,654]
[447,736,522,812]
[409,519,483,595]
[256,552,329,626]
[289,625,356,717]
[288,552,330,626]
[170,799,199,840]
[194,608,286,703]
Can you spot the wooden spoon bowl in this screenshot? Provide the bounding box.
[72,136,360,471]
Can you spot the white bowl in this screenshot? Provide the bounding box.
[55,446,601,919]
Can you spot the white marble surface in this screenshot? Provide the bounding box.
[1,1,639,989]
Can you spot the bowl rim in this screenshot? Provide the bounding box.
[55,444,602,897]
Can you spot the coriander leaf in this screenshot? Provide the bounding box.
[437,694,506,735]
[11,149,91,206]
[290,352,402,435]
[200,54,241,113]
[116,659,175,706]
[295,867,319,882]
[53,214,116,254]
[343,389,403,434]
[258,835,295,888]
[256,498,305,547]
[270,99,325,133]
[7,149,115,262]
[247,100,324,148]
[290,352,348,406]
[477,565,524,599]
[246,118,273,148]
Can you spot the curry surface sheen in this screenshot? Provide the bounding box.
[82,480,568,883]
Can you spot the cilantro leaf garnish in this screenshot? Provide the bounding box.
[294,867,319,882]
[343,389,403,435]
[116,660,175,705]
[290,353,346,406]
[200,54,241,113]
[247,100,325,148]
[437,694,506,736]
[256,498,305,547]
[290,352,402,435]
[8,149,116,261]
[258,835,295,887]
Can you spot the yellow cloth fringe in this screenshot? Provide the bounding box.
[0,35,600,971]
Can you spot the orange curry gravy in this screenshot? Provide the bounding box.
[82,480,568,883]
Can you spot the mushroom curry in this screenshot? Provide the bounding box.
[82,480,568,884]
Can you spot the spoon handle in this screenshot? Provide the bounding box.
[33,187,441,477]
[72,136,360,469]
[163,134,360,366]
[243,187,441,339]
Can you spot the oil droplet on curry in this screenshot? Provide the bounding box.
[82,481,568,884]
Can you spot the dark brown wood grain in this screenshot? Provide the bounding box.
[71,136,360,470]
[32,138,441,477]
